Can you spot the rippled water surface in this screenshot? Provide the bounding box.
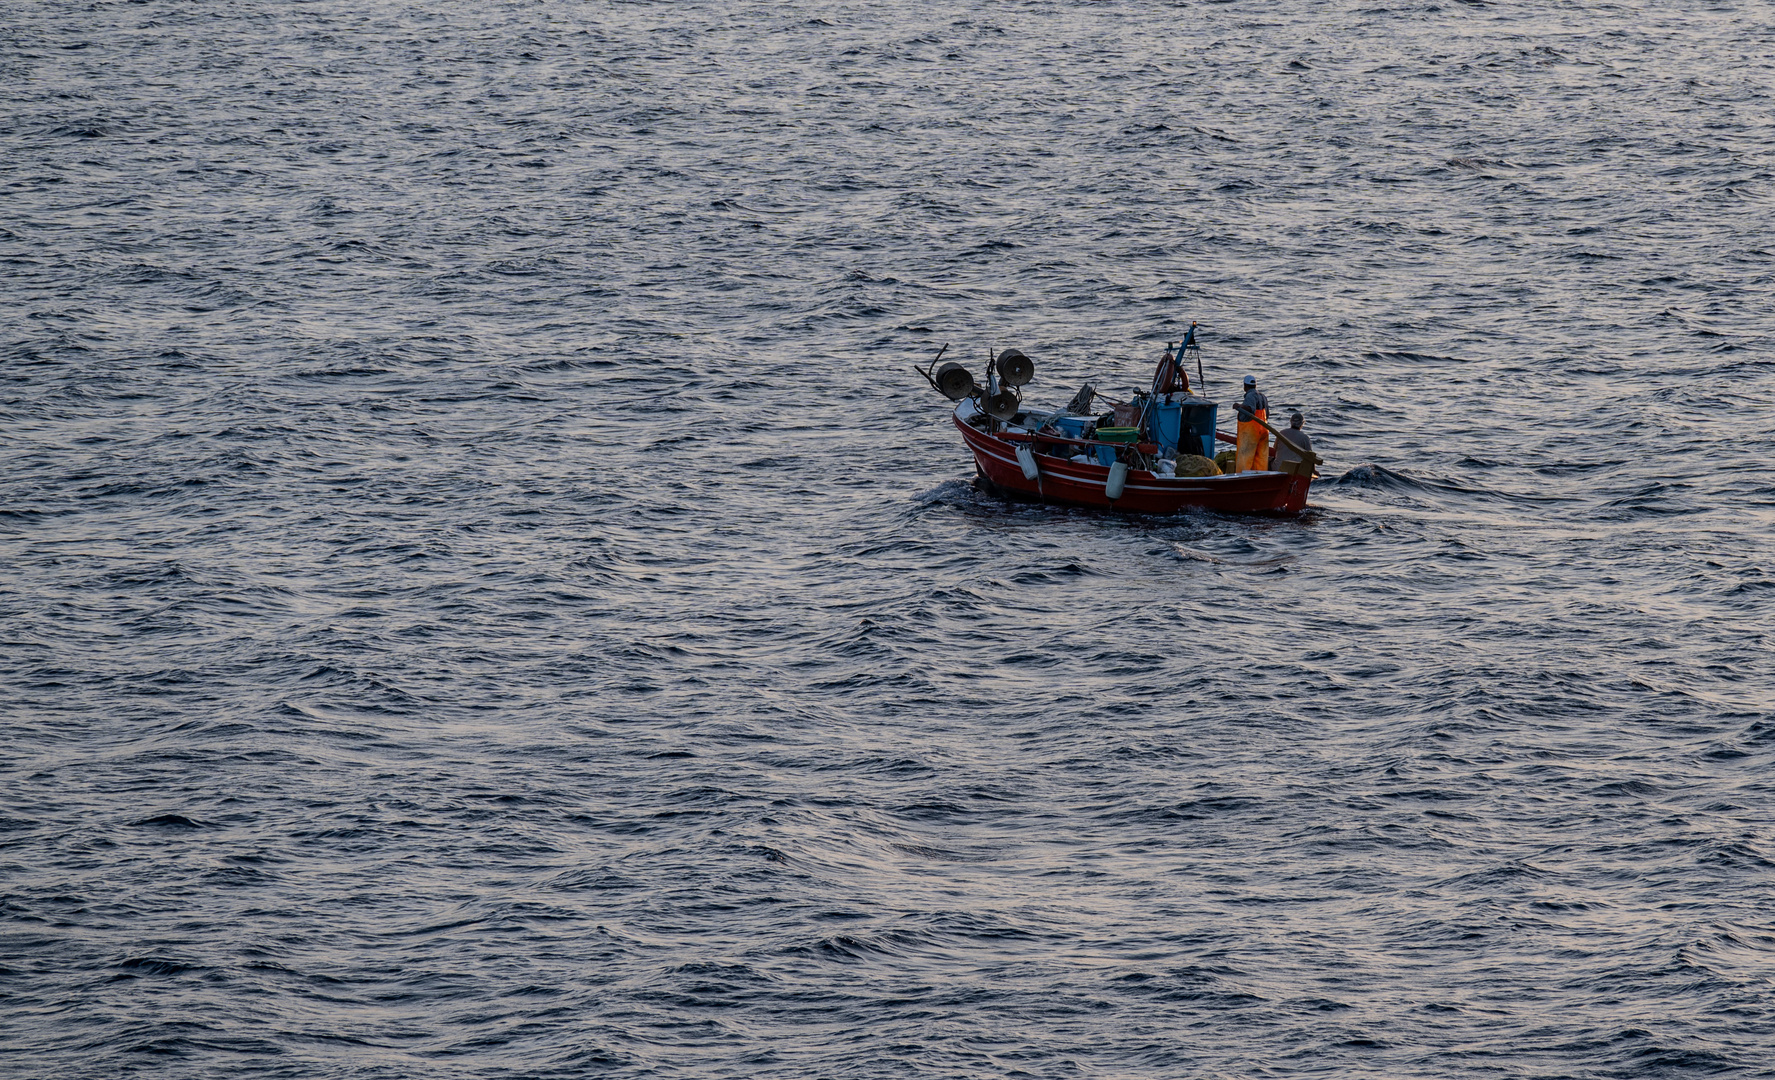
[4,1,1775,1077]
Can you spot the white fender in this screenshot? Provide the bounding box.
[1105,460,1129,499]
[1015,444,1039,480]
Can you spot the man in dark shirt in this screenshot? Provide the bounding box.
[1272,412,1313,473]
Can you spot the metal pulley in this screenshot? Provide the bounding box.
[932,362,976,401]
[995,348,1034,387]
[982,388,1021,420]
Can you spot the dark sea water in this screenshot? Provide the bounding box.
[4,1,1775,1076]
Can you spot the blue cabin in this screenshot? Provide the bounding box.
[1146,396,1218,459]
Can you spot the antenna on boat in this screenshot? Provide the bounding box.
[985,347,998,431]
[1183,322,1203,393]
[982,350,1019,420]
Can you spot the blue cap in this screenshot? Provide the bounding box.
[1243,375,1256,386]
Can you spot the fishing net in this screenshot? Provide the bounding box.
[1175,454,1221,478]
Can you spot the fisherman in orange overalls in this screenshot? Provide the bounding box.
[1234,375,1270,472]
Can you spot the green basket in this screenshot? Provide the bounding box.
[1096,426,1139,444]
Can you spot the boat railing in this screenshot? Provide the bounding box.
[997,431,1161,455]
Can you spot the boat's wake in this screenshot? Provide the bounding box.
[1331,462,1572,507]
[912,478,985,506]
[1332,462,1444,492]
[1168,542,1296,568]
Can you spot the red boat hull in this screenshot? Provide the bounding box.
[956,413,1312,515]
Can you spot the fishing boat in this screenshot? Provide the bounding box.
[919,327,1318,515]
